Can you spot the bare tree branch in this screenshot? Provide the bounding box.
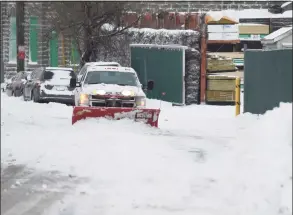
[32,2,138,65]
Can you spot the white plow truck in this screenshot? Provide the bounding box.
[71,66,160,127]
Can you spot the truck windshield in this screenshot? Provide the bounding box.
[84,71,138,86]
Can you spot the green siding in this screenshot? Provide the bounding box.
[29,17,38,62]
[244,49,292,114]
[9,17,17,62]
[131,46,184,104]
[70,40,80,65]
[49,31,58,67]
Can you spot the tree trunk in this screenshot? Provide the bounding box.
[81,41,92,66]
[81,4,93,66]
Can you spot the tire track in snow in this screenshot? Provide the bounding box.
[1,164,85,215]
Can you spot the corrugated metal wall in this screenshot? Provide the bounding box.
[131,46,185,104]
[244,49,292,114]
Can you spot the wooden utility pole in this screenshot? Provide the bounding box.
[16,2,25,73]
[1,13,4,83]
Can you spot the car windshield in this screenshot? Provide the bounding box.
[44,70,76,86]
[84,71,138,86]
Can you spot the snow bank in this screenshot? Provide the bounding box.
[207,9,292,22]
[1,94,292,215]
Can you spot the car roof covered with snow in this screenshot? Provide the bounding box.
[86,66,137,74]
[84,62,121,67]
[45,67,74,71]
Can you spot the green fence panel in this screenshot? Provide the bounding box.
[131,46,185,104]
[9,17,17,62]
[49,31,58,67]
[29,17,38,63]
[71,40,80,65]
[244,49,292,114]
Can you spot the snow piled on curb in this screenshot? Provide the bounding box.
[1,93,292,215]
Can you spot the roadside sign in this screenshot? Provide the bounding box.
[18,45,25,60]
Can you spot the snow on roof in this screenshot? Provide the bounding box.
[207,9,292,22]
[130,44,188,50]
[208,74,238,79]
[238,23,269,26]
[282,10,293,16]
[281,1,292,8]
[85,62,121,67]
[263,26,292,42]
[45,67,73,71]
[128,27,195,34]
[282,42,293,47]
[87,66,136,73]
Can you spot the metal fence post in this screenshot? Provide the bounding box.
[235,77,241,116]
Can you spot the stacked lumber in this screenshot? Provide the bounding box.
[207,53,237,73]
[206,75,236,105]
[238,23,270,34]
[209,52,244,68]
[238,23,270,41]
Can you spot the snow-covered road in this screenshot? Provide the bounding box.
[1,93,292,215]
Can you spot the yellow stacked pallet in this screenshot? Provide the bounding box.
[206,75,236,105]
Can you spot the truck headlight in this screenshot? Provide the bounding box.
[136,97,146,107]
[122,90,135,97]
[80,93,89,105]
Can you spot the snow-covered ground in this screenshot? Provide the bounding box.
[1,93,292,215]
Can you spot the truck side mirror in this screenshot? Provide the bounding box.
[147,80,154,91]
[70,78,77,88]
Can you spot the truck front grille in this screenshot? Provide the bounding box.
[91,95,135,101]
[91,101,135,108]
[90,95,136,108]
